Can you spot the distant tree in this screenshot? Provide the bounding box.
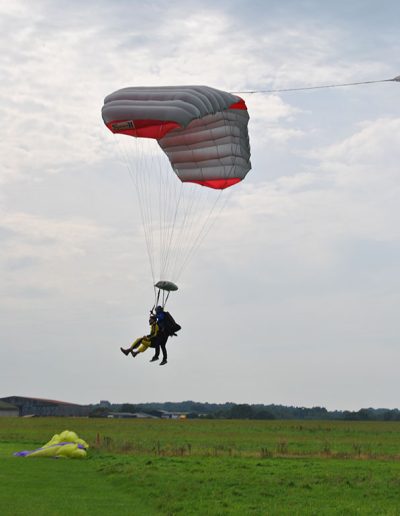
[343,409,374,421]
[203,413,216,419]
[89,407,110,418]
[252,409,275,420]
[228,404,254,419]
[343,411,357,421]
[120,403,137,413]
[357,409,374,421]
[383,409,400,421]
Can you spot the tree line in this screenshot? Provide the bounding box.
[88,401,400,421]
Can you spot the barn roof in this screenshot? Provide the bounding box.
[0,396,83,406]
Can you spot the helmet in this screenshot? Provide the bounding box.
[155,305,163,312]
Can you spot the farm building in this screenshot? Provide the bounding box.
[107,412,159,419]
[158,410,187,420]
[0,400,19,417]
[0,396,89,417]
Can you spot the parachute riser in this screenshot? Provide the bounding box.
[150,289,170,312]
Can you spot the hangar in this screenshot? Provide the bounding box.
[0,400,19,417]
[0,396,89,417]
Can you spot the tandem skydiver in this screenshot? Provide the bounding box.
[120,306,181,366]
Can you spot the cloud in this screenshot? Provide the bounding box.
[201,112,400,304]
[0,210,135,308]
[314,117,400,168]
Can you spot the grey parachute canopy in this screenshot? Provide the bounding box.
[101,85,251,190]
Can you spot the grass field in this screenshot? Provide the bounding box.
[0,417,399,515]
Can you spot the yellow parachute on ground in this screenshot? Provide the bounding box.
[14,430,89,459]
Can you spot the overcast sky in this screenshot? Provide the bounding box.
[1,0,400,410]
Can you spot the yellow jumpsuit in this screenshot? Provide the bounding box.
[129,321,159,354]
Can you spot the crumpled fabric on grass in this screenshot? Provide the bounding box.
[14,430,89,459]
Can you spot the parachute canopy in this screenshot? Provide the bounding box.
[155,280,178,292]
[14,430,89,459]
[101,85,251,190]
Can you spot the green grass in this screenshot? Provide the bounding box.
[1,418,400,515]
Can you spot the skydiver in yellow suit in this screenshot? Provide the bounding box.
[120,314,159,358]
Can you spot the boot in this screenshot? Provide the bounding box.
[120,347,130,356]
[160,359,167,366]
[150,356,159,362]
